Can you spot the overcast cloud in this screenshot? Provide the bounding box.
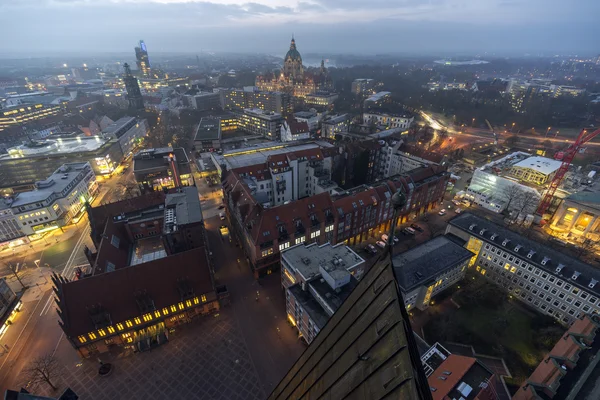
[0,0,598,55]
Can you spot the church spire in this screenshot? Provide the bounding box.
[320,59,325,74]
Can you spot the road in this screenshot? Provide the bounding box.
[0,163,137,392]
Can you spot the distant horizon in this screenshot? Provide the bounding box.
[0,1,598,57]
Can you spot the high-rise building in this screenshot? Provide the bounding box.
[134,40,151,78]
[123,63,144,111]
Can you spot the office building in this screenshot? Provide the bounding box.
[281,242,365,343]
[351,78,379,95]
[0,103,63,132]
[223,164,448,277]
[133,147,192,189]
[134,40,151,78]
[255,37,332,98]
[321,114,350,138]
[512,314,600,400]
[447,213,600,326]
[55,187,220,357]
[280,118,310,142]
[123,63,144,110]
[364,91,391,107]
[428,354,498,400]
[0,137,123,190]
[393,236,473,311]
[193,117,221,151]
[5,162,97,236]
[293,111,320,132]
[269,255,432,400]
[382,140,446,177]
[237,108,283,139]
[363,110,414,130]
[102,117,148,156]
[0,201,27,246]
[187,91,220,111]
[550,191,600,240]
[304,92,338,107]
[220,88,292,116]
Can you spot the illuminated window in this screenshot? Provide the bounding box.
[154,310,161,318]
[162,307,169,315]
[170,305,177,313]
[133,317,142,325]
[142,313,152,322]
[107,326,115,334]
[310,230,321,239]
[504,263,510,271]
[193,297,199,305]
[185,299,192,307]
[325,225,334,233]
[178,302,184,310]
[481,269,487,275]
[88,332,97,340]
[116,323,124,330]
[125,320,133,328]
[295,236,305,245]
[98,329,106,337]
[78,335,87,343]
[201,295,207,302]
[510,266,517,273]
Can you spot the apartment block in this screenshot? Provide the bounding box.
[237,108,283,139]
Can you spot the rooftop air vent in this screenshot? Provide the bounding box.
[589,279,598,289]
[572,271,581,280]
[479,228,487,235]
[556,264,565,273]
[527,250,535,259]
[514,244,522,252]
[502,239,510,246]
[491,234,498,240]
[469,224,476,231]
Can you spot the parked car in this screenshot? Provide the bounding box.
[438,209,447,216]
[218,205,225,210]
[366,244,378,254]
[410,224,424,232]
[381,234,399,244]
[376,241,387,249]
[404,227,416,235]
[219,212,226,220]
[455,208,462,214]
[452,199,461,206]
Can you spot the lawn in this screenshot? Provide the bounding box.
[424,273,564,386]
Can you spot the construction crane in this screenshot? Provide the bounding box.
[485,119,498,145]
[536,127,600,218]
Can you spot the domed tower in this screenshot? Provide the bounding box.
[283,36,304,81]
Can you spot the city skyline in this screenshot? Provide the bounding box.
[0,0,598,55]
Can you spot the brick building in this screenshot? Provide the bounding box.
[223,164,449,278]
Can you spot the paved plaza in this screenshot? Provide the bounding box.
[30,310,266,400]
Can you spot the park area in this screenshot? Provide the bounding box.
[423,272,565,389]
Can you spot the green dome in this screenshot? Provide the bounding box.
[285,39,302,62]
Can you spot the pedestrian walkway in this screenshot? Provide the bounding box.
[31,309,265,400]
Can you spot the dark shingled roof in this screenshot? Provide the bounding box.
[449,212,600,296]
[58,247,214,339]
[392,236,474,291]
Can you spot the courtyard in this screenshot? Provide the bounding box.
[422,272,564,390]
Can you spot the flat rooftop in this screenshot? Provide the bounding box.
[194,118,221,141]
[10,162,91,207]
[365,91,391,102]
[215,142,332,170]
[512,156,562,175]
[1,137,108,159]
[164,186,203,229]
[281,242,365,282]
[392,235,474,291]
[102,116,136,136]
[133,147,190,172]
[130,236,167,266]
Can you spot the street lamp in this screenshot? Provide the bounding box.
[546,126,551,137]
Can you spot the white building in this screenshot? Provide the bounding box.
[237,108,283,139]
[363,111,414,130]
[280,119,310,142]
[364,91,391,107]
[293,111,320,132]
[448,213,600,326]
[393,236,474,311]
[0,202,27,246]
[102,117,148,156]
[7,162,97,235]
[321,114,350,139]
[382,140,446,177]
[281,242,366,343]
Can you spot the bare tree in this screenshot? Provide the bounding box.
[21,354,60,391]
[5,263,26,289]
[574,238,597,260]
[501,185,522,212]
[515,191,540,215]
[421,217,447,240]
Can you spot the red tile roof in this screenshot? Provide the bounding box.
[92,218,131,275]
[399,143,445,164]
[286,118,310,135]
[428,355,477,400]
[58,247,214,338]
